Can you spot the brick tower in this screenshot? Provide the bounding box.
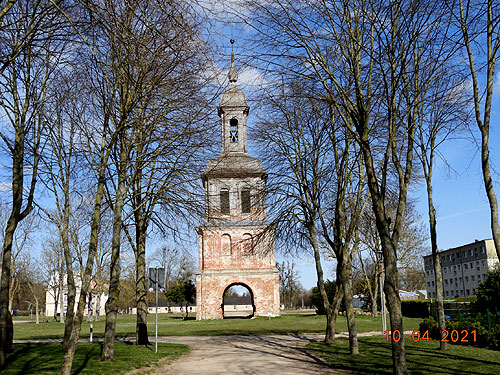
[195,52,280,320]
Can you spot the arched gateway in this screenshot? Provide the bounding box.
[195,52,280,320]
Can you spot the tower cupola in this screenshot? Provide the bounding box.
[218,51,249,154]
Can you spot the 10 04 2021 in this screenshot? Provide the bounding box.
[384,329,477,343]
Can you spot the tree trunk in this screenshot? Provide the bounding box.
[382,238,407,375]
[62,197,76,349]
[135,223,149,346]
[480,126,500,259]
[307,221,338,343]
[95,294,101,321]
[360,141,408,374]
[0,219,16,365]
[371,274,379,317]
[59,273,65,324]
[341,259,359,354]
[425,175,447,350]
[60,148,108,375]
[35,298,39,324]
[102,138,128,361]
[325,287,343,343]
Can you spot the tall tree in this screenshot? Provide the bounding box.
[118,0,215,346]
[0,0,69,364]
[415,65,468,350]
[245,1,456,372]
[452,0,500,259]
[255,80,364,352]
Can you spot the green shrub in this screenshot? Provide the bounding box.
[419,317,440,340]
[402,300,430,319]
[446,320,492,348]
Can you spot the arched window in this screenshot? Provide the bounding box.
[229,118,238,142]
[241,189,251,213]
[220,188,229,214]
[242,233,253,256]
[221,234,232,256]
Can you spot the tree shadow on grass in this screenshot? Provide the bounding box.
[310,337,500,375]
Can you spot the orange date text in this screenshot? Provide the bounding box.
[383,329,477,343]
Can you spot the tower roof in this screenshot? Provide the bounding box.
[202,153,266,181]
[219,52,249,115]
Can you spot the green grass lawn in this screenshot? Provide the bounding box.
[13,313,421,340]
[308,336,500,374]
[2,342,188,375]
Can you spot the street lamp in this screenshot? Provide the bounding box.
[375,250,387,333]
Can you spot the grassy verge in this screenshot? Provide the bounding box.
[308,336,500,374]
[2,342,188,375]
[13,313,421,340]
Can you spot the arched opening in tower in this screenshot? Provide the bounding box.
[222,283,255,319]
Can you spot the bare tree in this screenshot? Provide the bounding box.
[0,0,69,363]
[255,80,364,351]
[117,1,215,346]
[451,0,500,259]
[415,66,469,350]
[245,1,456,372]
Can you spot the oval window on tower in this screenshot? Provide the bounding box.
[229,118,238,142]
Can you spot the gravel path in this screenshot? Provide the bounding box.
[151,333,360,375]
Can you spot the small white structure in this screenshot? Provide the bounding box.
[45,272,107,318]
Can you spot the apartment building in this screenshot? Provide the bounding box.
[423,239,499,299]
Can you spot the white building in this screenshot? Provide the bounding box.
[423,239,499,298]
[45,273,107,318]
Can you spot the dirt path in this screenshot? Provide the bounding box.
[152,333,357,375]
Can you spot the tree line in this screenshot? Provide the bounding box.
[0,0,219,373]
[233,0,498,373]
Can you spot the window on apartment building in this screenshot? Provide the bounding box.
[465,276,469,283]
[464,264,468,270]
[458,264,461,270]
[427,282,431,287]
[457,252,460,258]
[482,260,486,267]
[431,281,435,286]
[480,246,485,254]
[445,279,448,285]
[441,256,445,262]
[471,275,475,281]
[463,250,467,258]
[453,265,456,271]
[470,249,474,256]
[470,262,474,268]
[467,289,470,296]
[448,255,451,261]
[444,268,447,273]
[445,291,449,297]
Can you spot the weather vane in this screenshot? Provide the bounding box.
[230,21,235,52]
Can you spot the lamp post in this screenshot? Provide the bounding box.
[375,250,387,333]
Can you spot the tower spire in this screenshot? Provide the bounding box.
[228,23,238,84]
[228,50,238,84]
